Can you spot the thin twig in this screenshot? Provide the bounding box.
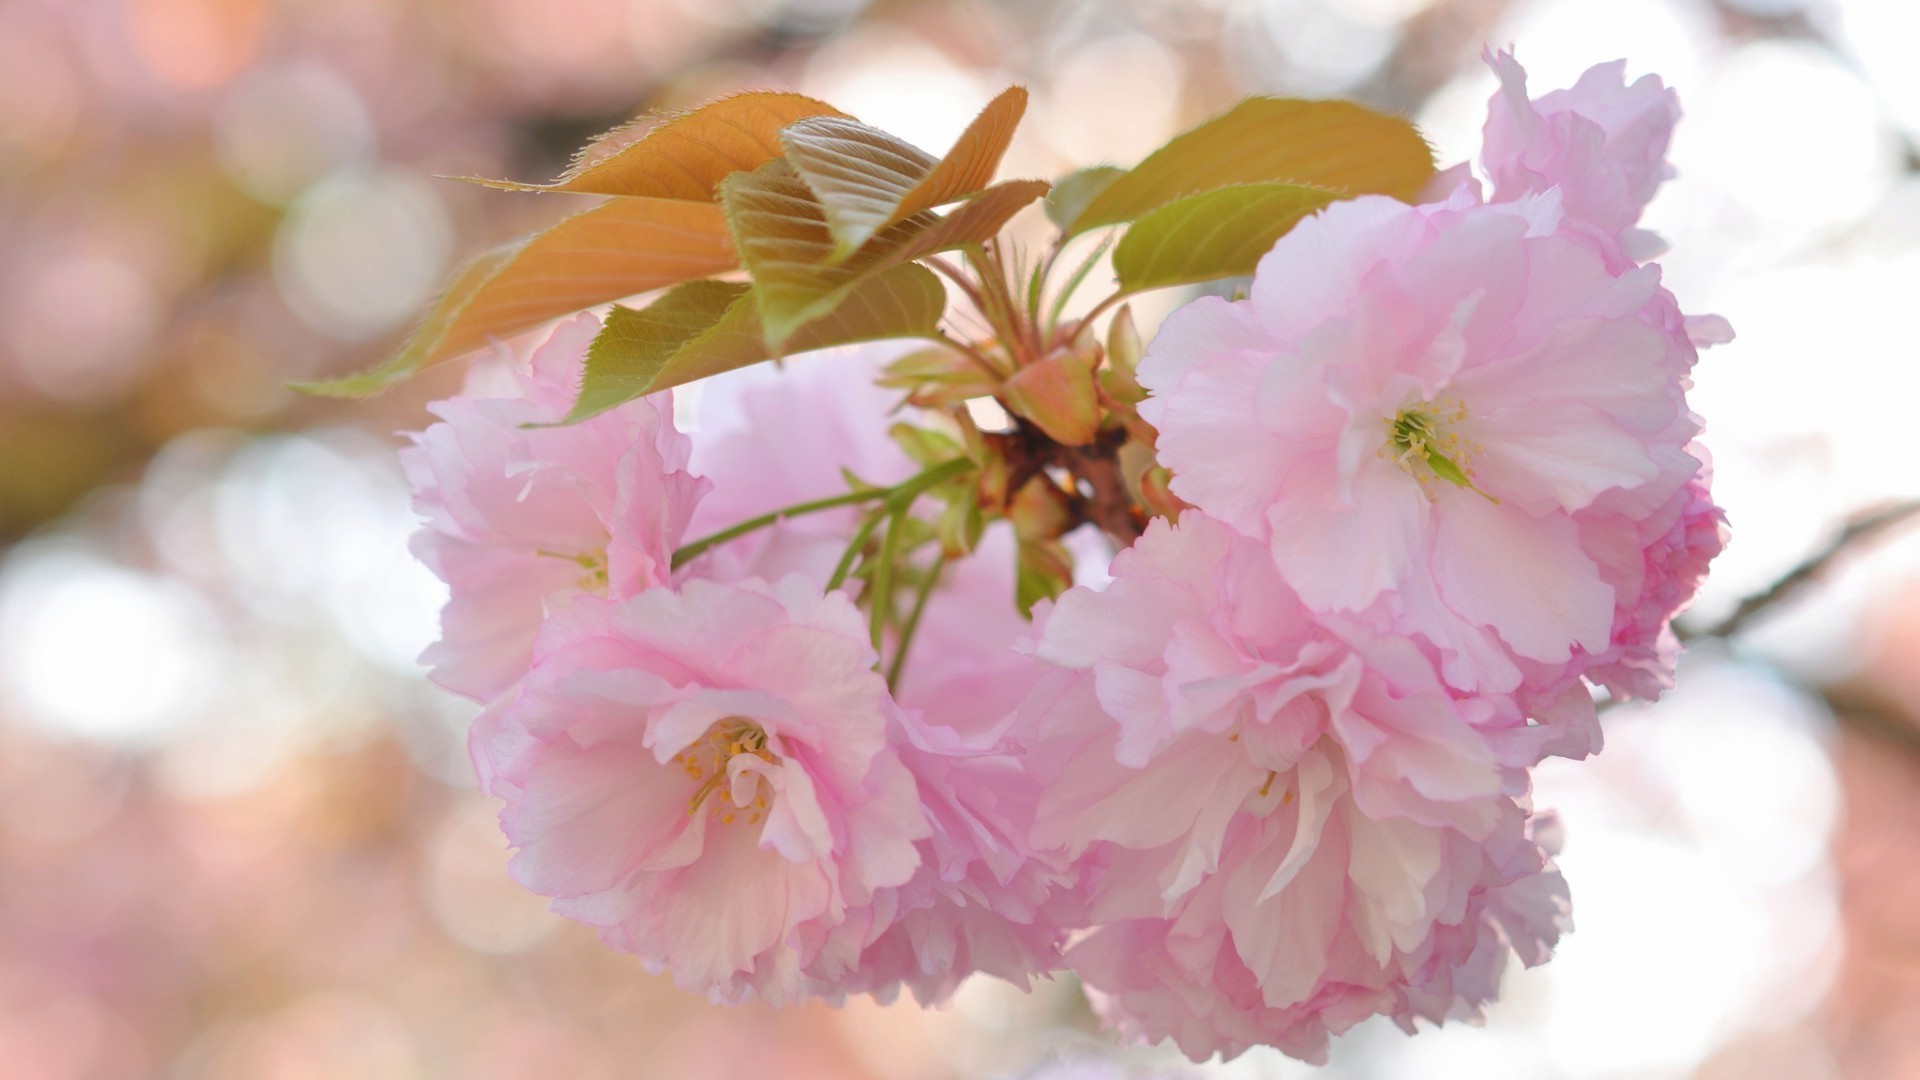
[1692,499,1920,641]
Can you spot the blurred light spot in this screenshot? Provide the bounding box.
[1496,0,1710,97]
[0,544,221,745]
[216,62,373,205]
[1044,34,1184,164]
[125,0,268,90]
[4,250,162,405]
[1686,43,1896,233]
[1417,68,1497,175]
[1235,0,1397,93]
[1687,250,1920,651]
[1519,659,1842,1076]
[1836,0,1920,137]
[1541,832,1774,1074]
[274,168,451,342]
[212,431,445,670]
[802,29,987,155]
[425,800,559,953]
[0,16,81,176]
[1637,665,1839,889]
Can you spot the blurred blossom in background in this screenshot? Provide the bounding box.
[1,0,1918,1076]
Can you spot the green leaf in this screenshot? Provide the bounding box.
[1111,182,1343,293]
[459,91,851,199]
[721,159,1044,348]
[1060,98,1433,235]
[567,281,749,422]
[888,421,965,467]
[561,261,947,423]
[295,198,738,397]
[1044,165,1124,230]
[782,86,1027,261]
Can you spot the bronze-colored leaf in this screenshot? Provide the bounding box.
[464,91,851,199]
[781,86,1028,260]
[721,157,1044,348]
[296,198,736,397]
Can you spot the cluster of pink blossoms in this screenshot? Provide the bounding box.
[403,52,1726,1062]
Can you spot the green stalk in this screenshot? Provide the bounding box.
[672,458,974,571]
[868,506,905,649]
[1046,230,1117,332]
[672,488,886,569]
[826,508,886,592]
[886,552,947,690]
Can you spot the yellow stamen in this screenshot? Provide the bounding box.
[682,719,779,823]
[1384,402,1498,504]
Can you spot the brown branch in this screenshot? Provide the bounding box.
[1065,436,1146,548]
[1690,499,1920,642]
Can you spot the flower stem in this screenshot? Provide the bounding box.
[673,458,974,571]
[868,505,905,649]
[826,508,886,592]
[671,488,882,570]
[886,552,947,690]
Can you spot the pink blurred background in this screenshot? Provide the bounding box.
[3,0,1919,1076]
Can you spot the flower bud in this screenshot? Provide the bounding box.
[1005,348,1101,446]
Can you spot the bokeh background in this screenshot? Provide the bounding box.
[1,0,1917,1076]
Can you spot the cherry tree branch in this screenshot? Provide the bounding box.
[1689,499,1920,642]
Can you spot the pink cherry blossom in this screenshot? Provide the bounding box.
[1579,468,1727,702]
[1067,807,1569,1064]
[474,575,928,1004]
[1021,515,1568,1060]
[1137,192,1719,704]
[401,313,707,702]
[807,525,1081,1004]
[1481,49,1681,261]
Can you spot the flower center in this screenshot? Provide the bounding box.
[536,548,609,591]
[674,719,777,826]
[1384,401,1495,502]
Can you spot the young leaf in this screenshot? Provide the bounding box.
[462,92,851,199]
[566,280,749,422]
[561,261,946,423]
[1111,182,1342,293]
[295,198,738,397]
[1016,538,1073,617]
[781,86,1028,261]
[721,158,1044,348]
[1044,165,1125,230]
[1061,98,1433,234]
[890,178,1050,264]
